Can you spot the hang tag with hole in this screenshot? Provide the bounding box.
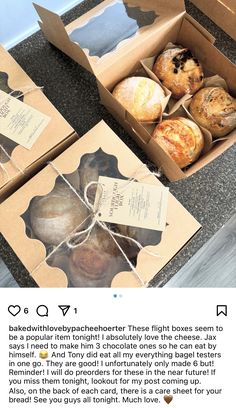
[0,90,50,149]
[94,176,169,231]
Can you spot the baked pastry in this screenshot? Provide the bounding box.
[112,76,165,121]
[30,182,88,246]
[68,226,127,287]
[152,117,204,168]
[153,47,204,99]
[190,87,236,138]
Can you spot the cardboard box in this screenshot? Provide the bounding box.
[190,0,236,41]
[34,0,236,181]
[0,121,200,288]
[0,45,76,201]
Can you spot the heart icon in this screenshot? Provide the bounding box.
[164,395,173,404]
[8,305,21,316]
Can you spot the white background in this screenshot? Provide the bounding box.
[1,288,235,407]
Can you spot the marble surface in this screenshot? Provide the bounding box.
[0,0,235,287]
[0,258,19,288]
[165,213,236,287]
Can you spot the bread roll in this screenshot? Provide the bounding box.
[153,47,204,99]
[112,76,165,121]
[68,226,127,287]
[30,183,88,246]
[69,245,112,286]
[190,87,236,138]
[152,117,204,168]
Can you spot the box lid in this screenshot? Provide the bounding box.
[192,0,236,13]
[0,120,201,288]
[34,0,186,79]
[190,0,236,41]
[0,44,75,192]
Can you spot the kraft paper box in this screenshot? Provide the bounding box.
[0,45,76,201]
[34,0,236,181]
[190,0,236,41]
[0,121,200,288]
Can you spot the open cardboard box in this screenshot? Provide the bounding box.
[0,121,200,288]
[0,45,77,202]
[34,0,236,181]
[190,0,236,41]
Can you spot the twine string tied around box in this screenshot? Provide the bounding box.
[0,85,44,105]
[31,161,163,287]
[0,85,44,178]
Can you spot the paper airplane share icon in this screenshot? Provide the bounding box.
[58,305,70,316]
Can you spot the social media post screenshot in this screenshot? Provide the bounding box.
[1,288,235,408]
[0,1,236,406]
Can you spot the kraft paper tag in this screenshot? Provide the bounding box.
[0,90,50,149]
[94,176,169,231]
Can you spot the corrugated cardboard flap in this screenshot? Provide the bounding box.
[34,0,186,77]
[35,5,94,73]
[185,14,215,43]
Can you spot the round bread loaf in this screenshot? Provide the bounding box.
[69,245,110,283]
[153,47,204,99]
[68,226,127,287]
[112,76,165,121]
[189,86,236,138]
[152,117,204,168]
[30,183,88,246]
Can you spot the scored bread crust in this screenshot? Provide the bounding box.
[112,76,165,121]
[190,87,236,138]
[153,47,204,99]
[152,117,204,168]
